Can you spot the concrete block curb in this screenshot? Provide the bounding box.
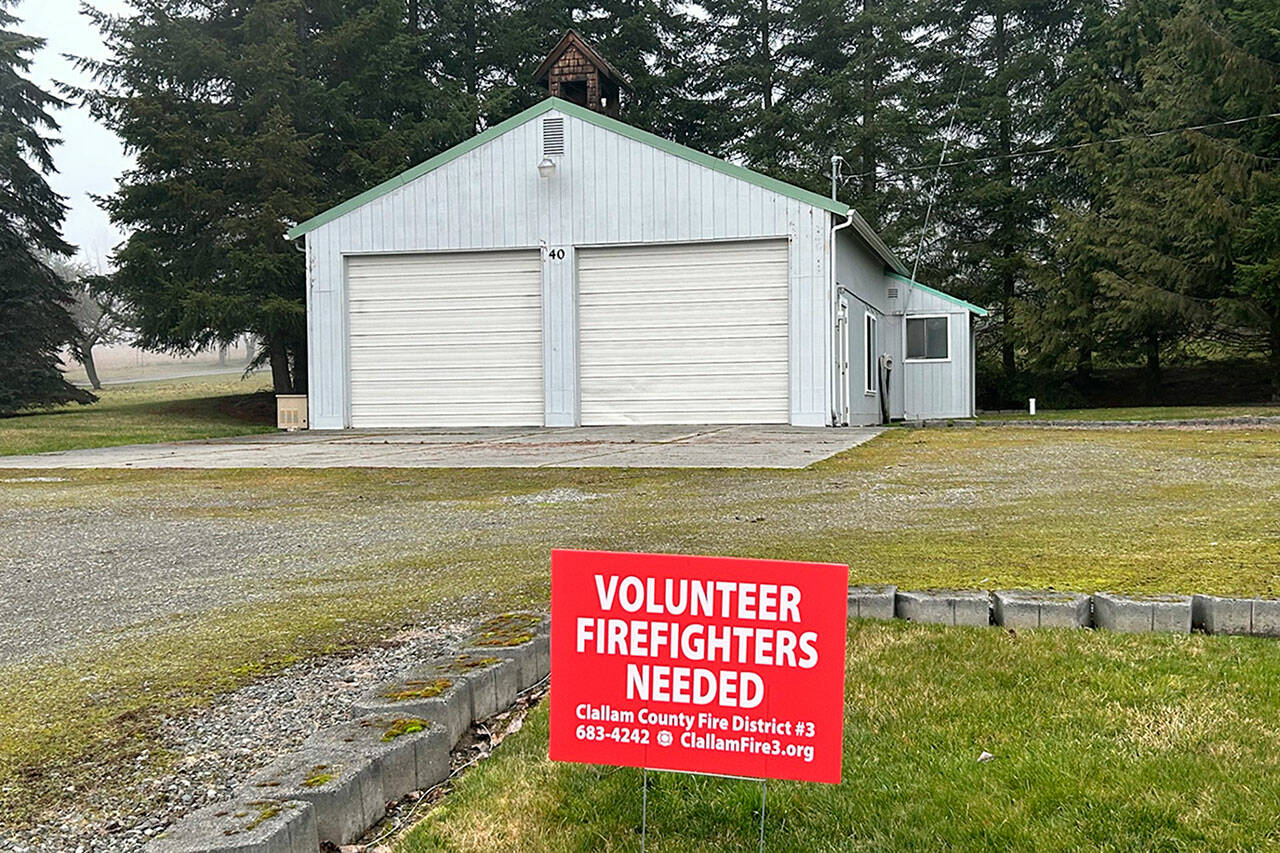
[532,632,551,681]
[1254,599,1280,637]
[306,716,450,803]
[459,612,548,691]
[431,654,515,721]
[1193,595,1280,636]
[150,797,316,853]
[848,585,897,620]
[895,589,990,627]
[1094,592,1192,634]
[993,590,1091,629]
[352,673,472,749]
[241,745,384,848]
[462,643,535,691]
[1192,594,1252,635]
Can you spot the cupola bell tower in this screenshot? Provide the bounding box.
[533,30,630,117]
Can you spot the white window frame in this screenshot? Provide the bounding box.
[864,312,878,395]
[904,314,953,363]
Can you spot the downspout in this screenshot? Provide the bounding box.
[830,209,855,425]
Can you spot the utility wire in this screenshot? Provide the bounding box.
[909,61,968,283]
[839,111,1280,183]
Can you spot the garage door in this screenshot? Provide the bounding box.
[346,251,542,427]
[577,240,789,425]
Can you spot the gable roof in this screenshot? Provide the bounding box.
[533,30,631,90]
[887,270,989,316]
[285,97,906,276]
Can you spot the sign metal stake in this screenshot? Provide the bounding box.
[641,768,649,853]
[758,778,767,853]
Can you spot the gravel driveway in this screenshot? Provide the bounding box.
[0,474,550,666]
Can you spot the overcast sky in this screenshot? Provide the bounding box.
[18,0,133,269]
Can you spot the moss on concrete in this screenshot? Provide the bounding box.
[300,766,333,788]
[380,718,429,741]
[242,800,282,831]
[384,678,453,702]
[466,613,542,647]
[434,655,500,676]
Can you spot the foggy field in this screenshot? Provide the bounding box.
[0,425,1277,832]
[0,374,274,456]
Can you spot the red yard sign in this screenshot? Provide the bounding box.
[549,549,849,784]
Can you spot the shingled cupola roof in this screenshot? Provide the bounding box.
[533,30,630,117]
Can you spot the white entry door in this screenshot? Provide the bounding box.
[576,240,790,425]
[346,250,543,427]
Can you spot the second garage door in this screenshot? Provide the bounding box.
[577,240,790,425]
[347,250,542,427]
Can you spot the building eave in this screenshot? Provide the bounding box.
[886,270,989,316]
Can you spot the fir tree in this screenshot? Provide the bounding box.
[788,0,928,239]
[918,0,1082,381]
[0,1,92,414]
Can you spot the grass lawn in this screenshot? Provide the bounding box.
[1,425,1278,834]
[0,374,275,456]
[402,620,1280,852]
[980,403,1280,422]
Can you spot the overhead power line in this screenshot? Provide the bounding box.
[839,111,1280,182]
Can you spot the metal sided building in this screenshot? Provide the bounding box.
[287,38,986,429]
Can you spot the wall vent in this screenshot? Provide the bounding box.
[543,117,565,156]
[887,287,899,300]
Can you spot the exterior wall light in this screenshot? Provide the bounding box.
[537,157,557,178]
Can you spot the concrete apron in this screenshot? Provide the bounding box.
[0,425,884,470]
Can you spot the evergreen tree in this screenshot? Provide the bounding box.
[574,0,715,148]
[917,0,1082,380]
[1025,0,1158,382]
[0,1,92,414]
[79,0,319,393]
[696,0,802,170]
[1086,0,1278,386]
[79,0,490,394]
[789,0,928,239]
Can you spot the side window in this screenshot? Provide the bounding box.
[906,316,950,360]
[864,314,878,393]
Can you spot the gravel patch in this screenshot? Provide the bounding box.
[500,487,608,505]
[0,620,473,853]
[0,490,500,666]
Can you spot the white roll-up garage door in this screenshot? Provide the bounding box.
[346,251,542,427]
[577,240,790,425]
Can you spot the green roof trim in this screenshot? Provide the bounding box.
[286,97,860,240]
[286,100,559,239]
[887,271,989,316]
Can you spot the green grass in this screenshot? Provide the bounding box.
[981,404,1280,422]
[0,374,275,456]
[402,620,1280,852]
[1,426,1278,832]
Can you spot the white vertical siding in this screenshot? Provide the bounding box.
[304,108,846,429]
[834,229,891,426]
[894,284,974,420]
